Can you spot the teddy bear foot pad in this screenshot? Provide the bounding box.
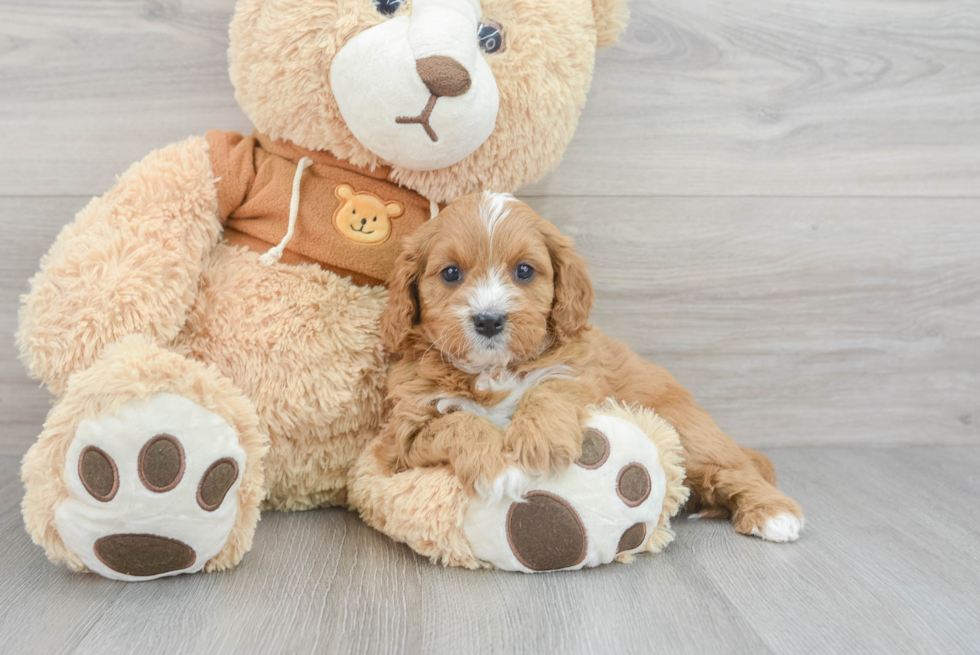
[55,393,246,581]
[464,413,672,573]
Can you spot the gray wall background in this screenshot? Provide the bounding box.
[1,0,978,455]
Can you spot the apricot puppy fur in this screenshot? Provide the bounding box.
[378,193,804,542]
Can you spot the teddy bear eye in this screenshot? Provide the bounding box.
[374,0,404,17]
[515,263,535,282]
[478,21,504,55]
[441,266,463,284]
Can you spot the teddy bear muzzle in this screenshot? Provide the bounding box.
[330,0,499,170]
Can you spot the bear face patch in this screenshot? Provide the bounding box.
[333,184,404,245]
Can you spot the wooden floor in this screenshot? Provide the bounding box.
[2,446,980,654]
[1,0,978,653]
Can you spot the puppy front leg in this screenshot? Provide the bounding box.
[504,381,588,475]
[405,412,509,494]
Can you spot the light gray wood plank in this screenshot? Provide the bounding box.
[2,447,980,654]
[527,195,980,448]
[525,0,980,197]
[3,195,978,454]
[0,461,129,655]
[0,197,68,457]
[1,0,978,198]
[690,446,980,654]
[0,0,252,198]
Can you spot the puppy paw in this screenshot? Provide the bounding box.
[474,467,535,504]
[505,426,581,476]
[749,513,805,543]
[454,453,508,498]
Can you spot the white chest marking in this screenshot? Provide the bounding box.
[429,365,574,428]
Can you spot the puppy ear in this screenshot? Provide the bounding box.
[381,228,432,352]
[541,222,595,343]
[592,0,629,49]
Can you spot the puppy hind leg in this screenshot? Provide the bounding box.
[741,446,777,485]
[687,461,803,542]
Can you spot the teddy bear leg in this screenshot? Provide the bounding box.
[17,135,221,397]
[463,402,688,572]
[21,336,268,581]
[348,437,485,569]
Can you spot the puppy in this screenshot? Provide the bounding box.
[378,192,804,542]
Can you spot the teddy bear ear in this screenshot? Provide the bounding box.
[335,184,354,201]
[385,201,404,219]
[592,0,630,49]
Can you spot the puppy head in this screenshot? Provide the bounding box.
[382,192,594,368]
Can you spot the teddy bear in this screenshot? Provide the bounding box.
[17,0,663,580]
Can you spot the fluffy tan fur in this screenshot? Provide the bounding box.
[379,194,804,537]
[230,0,629,204]
[18,136,222,396]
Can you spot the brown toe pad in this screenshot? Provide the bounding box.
[197,458,239,512]
[617,522,648,553]
[576,428,610,469]
[79,446,119,502]
[138,434,185,493]
[506,491,587,571]
[94,534,196,577]
[617,462,652,507]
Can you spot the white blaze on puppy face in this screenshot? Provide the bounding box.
[455,266,519,367]
[480,191,516,248]
[467,266,517,316]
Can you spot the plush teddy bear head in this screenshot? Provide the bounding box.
[229,0,629,203]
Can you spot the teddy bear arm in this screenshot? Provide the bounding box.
[17,135,223,395]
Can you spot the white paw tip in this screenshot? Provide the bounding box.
[751,513,804,542]
[474,468,531,503]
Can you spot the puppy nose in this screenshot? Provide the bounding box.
[472,313,506,338]
[416,55,471,97]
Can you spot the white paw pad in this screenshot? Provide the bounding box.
[55,393,246,581]
[751,513,804,542]
[464,414,668,572]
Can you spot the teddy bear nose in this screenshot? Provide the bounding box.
[360,218,367,224]
[472,313,506,338]
[416,55,472,98]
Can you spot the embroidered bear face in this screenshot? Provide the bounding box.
[333,184,404,245]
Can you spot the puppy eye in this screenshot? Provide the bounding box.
[478,21,504,54]
[441,266,463,284]
[373,0,404,16]
[515,263,535,282]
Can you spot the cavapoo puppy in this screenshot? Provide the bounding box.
[378,193,804,541]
